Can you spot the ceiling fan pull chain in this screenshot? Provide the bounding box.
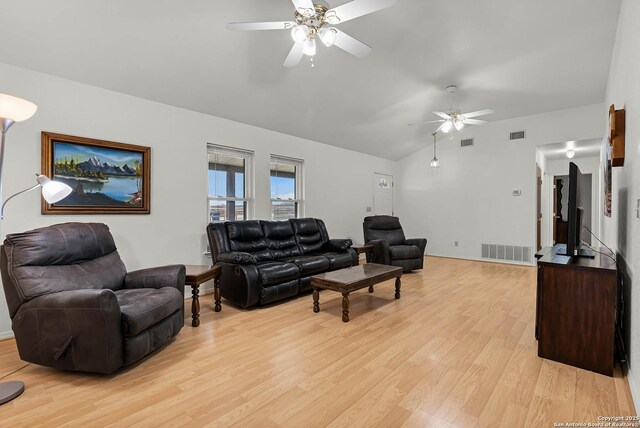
[310,56,315,68]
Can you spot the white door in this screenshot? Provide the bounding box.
[373,173,393,215]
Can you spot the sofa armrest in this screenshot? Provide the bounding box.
[322,239,353,252]
[216,262,261,308]
[216,252,258,265]
[368,239,391,265]
[124,264,186,296]
[13,289,124,374]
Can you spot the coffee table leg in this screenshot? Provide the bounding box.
[342,292,350,322]
[214,278,222,312]
[313,288,320,313]
[368,285,374,293]
[395,276,401,299]
[191,284,200,327]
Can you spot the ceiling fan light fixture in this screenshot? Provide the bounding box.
[324,10,340,24]
[318,27,337,47]
[454,120,464,131]
[441,120,453,133]
[303,37,316,56]
[291,25,309,43]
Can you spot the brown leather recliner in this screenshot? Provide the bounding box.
[0,222,186,374]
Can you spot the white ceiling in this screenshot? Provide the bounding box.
[538,138,602,161]
[0,0,621,160]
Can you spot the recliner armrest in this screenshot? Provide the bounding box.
[367,239,391,265]
[322,239,353,252]
[216,252,258,265]
[14,289,124,374]
[404,238,427,253]
[20,288,120,312]
[124,264,186,296]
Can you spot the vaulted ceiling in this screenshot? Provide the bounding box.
[0,0,621,160]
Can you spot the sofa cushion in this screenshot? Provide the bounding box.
[317,252,355,270]
[256,261,300,286]
[261,221,301,259]
[115,287,183,337]
[225,221,272,261]
[290,218,326,254]
[389,245,422,260]
[280,255,330,276]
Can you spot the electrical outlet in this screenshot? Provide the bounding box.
[512,190,522,196]
[454,241,459,247]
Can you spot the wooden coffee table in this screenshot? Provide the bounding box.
[311,263,403,322]
[185,265,222,327]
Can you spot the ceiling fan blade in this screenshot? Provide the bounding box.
[408,120,445,126]
[283,42,305,67]
[462,118,488,125]
[227,21,295,31]
[433,111,452,119]
[326,0,396,24]
[291,0,316,16]
[462,109,494,118]
[333,29,371,58]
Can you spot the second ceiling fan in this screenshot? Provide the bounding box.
[410,85,494,133]
[227,0,396,67]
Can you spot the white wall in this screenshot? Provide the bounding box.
[601,0,640,406]
[0,63,394,338]
[394,104,604,263]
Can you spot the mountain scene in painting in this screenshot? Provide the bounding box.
[53,142,143,207]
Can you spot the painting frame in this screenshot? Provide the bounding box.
[41,132,151,215]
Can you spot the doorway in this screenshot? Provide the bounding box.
[373,173,393,215]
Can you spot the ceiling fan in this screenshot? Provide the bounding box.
[226,0,396,67]
[410,85,494,133]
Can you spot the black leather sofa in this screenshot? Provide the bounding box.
[363,215,427,273]
[206,218,357,308]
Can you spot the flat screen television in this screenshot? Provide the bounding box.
[562,162,594,258]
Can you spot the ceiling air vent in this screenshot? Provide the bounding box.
[509,130,526,141]
[460,138,474,148]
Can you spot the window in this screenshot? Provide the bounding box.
[270,155,303,220]
[208,145,253,223]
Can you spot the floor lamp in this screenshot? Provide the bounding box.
[0,93,71,406]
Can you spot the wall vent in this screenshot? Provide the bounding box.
[481,243,532,263]
[460,138,474,147]
[509,130,526,141]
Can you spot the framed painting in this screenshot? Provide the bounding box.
[41,132,150,214]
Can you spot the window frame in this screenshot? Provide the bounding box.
[269,154,304,220]
[207,144,254,223]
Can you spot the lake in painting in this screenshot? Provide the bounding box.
[53,142,143,207]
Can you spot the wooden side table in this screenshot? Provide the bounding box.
[351,244,374,265]
[184,265,222,327]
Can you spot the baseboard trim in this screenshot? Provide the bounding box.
[426,254,535,267]
[0,331,15,341]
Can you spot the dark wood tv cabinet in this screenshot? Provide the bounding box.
[535,244,618,376]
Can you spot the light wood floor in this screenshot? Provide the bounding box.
[0,256,635,427]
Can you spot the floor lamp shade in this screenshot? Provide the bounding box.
[0,94,37,123]
[37,175,72,203]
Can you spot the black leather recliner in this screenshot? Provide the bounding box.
[363,215,427,273]
[206,218,357,308]
[0,222,186,374]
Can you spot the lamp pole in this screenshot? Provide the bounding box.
[0,118,16,217]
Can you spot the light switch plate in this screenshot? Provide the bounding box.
[636,199,640,218]
[512,190,522,196]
